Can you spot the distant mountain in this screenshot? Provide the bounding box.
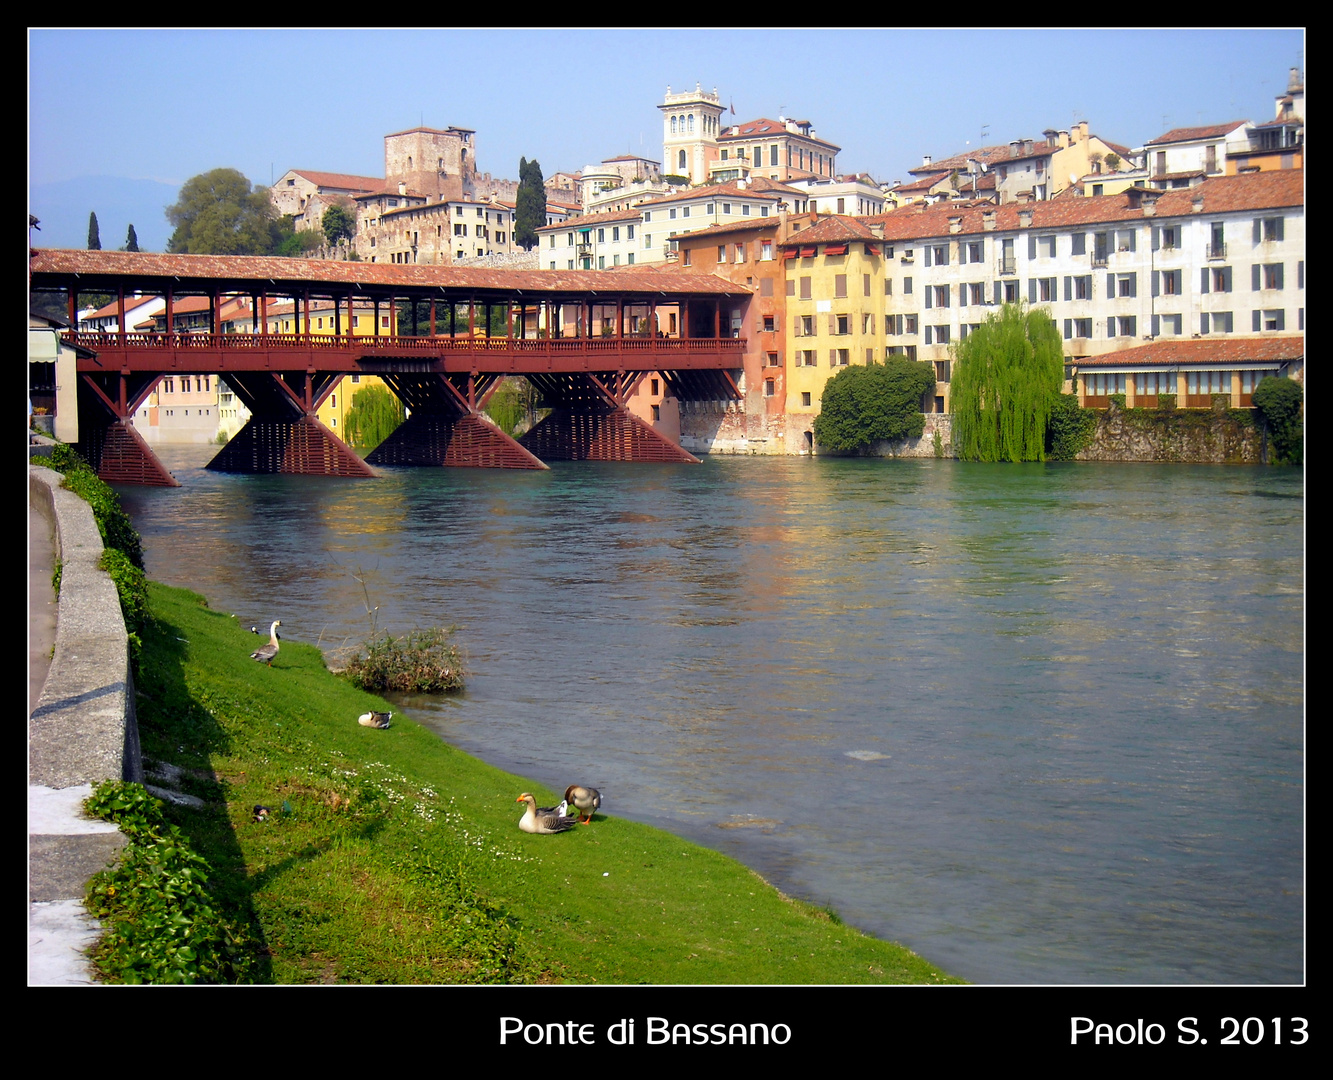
[29,175,180,252]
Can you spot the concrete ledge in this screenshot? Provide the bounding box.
[29,465,142,788]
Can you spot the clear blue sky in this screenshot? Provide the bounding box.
[30,28,1303,196]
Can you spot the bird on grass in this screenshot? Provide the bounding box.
[564,785,602,825]
[516,793,578,834]
[358,710,392,729]
[250,620,281,665]
[253,805,271,823]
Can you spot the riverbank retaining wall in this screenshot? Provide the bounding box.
[1076,400,1265,464]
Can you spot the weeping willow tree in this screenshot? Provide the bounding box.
[950,304,1065,462]
[342,384,404,450]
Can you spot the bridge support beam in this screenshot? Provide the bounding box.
[367,411,547,470]
[519,406,700,464]
[206,415,375,477]
[78,418,180,487]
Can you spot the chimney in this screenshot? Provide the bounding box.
[922,154,933,168]
[869,221,885,238]
[1076,121,1089,143]
[982,208,997,231]
[398,181,407,195]
[1191,193,1205,214]
[1139,189,1161,216]
[948,214,963,234]
[1057,129,1070,149]
[1010,140,1021,159]
[1289,67,1302,92]
[1018,206,1034,229]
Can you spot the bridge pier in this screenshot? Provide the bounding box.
[206,415,375,477]
[519,406,700,463]
[78,418,180,487]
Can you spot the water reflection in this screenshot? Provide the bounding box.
[120,448,1303,984]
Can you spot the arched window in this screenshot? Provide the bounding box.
[671,116,677,134]
[688,114,695,133]
[679,149,687,171]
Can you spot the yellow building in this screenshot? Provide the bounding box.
[258,298,393,440]
[779,215,889,452]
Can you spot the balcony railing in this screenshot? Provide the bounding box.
[1091,251,1109,268]
[999,256,1016,275]
[1207,242,1227,260]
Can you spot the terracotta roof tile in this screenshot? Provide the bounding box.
[1144,122,1247,146]
[865,170,1302,241]
[1076,336,1303,367]
[30,249,750,297]
[777,215,878,247]
[285,170,384,192]
[639,182,780,208]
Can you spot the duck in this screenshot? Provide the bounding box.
[358,710,392,729]
[516,793,578,834]
[564,785,602,825]
[250,620,281,665]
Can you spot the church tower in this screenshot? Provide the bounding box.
[658,84,724,185]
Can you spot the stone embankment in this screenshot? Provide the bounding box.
[28,445,139,984]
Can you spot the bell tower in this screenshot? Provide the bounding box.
[658,83,723,185]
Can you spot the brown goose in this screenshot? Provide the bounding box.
[563,785,602,825]
[250,620,281,665]
[358,711,392,729]
[516,793,578,834]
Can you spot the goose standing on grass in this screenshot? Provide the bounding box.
[250,620,281,666]
[358,710,392,729]
[516,793,578,834]
[564,785,602,824]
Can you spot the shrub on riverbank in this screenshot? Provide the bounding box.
[135,581,960,984]
[341,626,464,693]
[44,443,144,568]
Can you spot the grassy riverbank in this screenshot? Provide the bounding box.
[135,581,961,984]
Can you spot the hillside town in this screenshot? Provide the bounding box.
[34,70,1304,458]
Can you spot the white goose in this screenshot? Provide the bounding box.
[516,793,578,834]
[250,620,281,666]
[563,785,602,825]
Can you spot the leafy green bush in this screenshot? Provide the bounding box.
[1045,393,1097,460]
[44,444,144,569]
[342,627,464,693]
[99,547,149,668]
[813,359,936,452]
[1253,376,1303,465]
[84,781,260,984]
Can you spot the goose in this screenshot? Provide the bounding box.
[516,793,578,834]
[564,785,602,825]
[250,620,281,665]
[358,710,392,729]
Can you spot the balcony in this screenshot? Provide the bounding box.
[1091,251,1109,269]
[1207,242,1227,260]
[999,256,1016,275]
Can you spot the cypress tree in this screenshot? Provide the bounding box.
[950,304,1065,462]
[515,157,546,251]
[88,211,101,250]
[124,224,140,252]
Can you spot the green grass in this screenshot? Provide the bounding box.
[134,581,962,984]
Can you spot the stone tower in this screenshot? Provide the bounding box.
[658,84,724,185]
[384,126,477,201]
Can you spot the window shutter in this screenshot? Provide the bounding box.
[793,316,801,337]
[1108,317,1116,338]
[828,314,835,336]
[1252,265,1261,291]
[1107,272,1114,297]
[1064,318,1072,339]
[1152,314,1160,337]
[1253,310,1261,332]
[1064,276,1072,302]
[1275,264,1284,290]
[1152,227,1160,251]
[1028,279,1037,303]
[925,326,932,345]
[1253,219,1262,243]
[1201,268,1210,294]
[864,274,871,296]
[1152,271,1160,298]
[1201,313,1210,334]
[924,247,932,267]
[1129,231,1137,252]
[959,284,967,307]
[944,287,950,308]
[1276,218,1285,241]
[1129,274,1137,299]
[1223,267,1232,292]
[994,281,1002,305]
[925,289,933,309]
[941,246,949,266]
[1276,309,1285,330]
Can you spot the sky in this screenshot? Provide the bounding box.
[29,28,1304,247]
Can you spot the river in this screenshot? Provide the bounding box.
[118,447,1304,984]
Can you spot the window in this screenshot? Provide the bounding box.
[1153,313,1183,336]
[965,241,984,263]
[627,225,635,240]
[1115,273,1137,298]
[767,352,779,367]
[1157,270,1182,296]
[682,206,691,218]
[598,256,605,269]
[802,392,812,406]
[931,285,949,308]
[1037,278,1056,302]
[836,315,849,335]
[669,208,677,219]
[1201,312,1234,334]
[800,315,814,336]
[1108,315,1137,337]
[927,244,949,266]
[864,274,872,297]
[735,243,746,263]
[598,228,605,243]
[799,350,816,367]
[682,249,691,266]
[1257,217,1284,242]
[1262,264,1284,290]
[651,404,661,421]
[1003,280,1019,304]
[904,315,918,335]
[1116,229,1136,252]
[1074,318,1092,339]
[1038,235,1056,258]
[717,245,727,263]
[764,379,775,397]
[832,349,849,366]
[643,211,652,222]
[835,275,847,298]
[800,277,812,300]
[760,240,773,261]
[1255,309,1286,332]
[1071,233,1086,256]
[903,276,913,295]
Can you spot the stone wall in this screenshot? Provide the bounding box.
[1076,400,1264,464]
